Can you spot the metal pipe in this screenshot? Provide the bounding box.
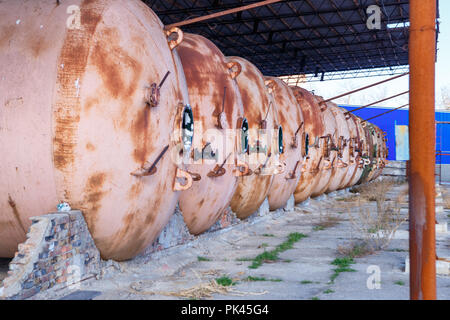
[344,91,409,115]
[164,0,282,30]
[409,0,437,300]
[319,72,409,105]
[360,104,409,123]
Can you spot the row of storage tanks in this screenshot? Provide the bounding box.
[0,0,387,261]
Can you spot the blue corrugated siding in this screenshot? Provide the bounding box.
[339,106,450,164]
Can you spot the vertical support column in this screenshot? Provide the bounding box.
[409,0,437,300]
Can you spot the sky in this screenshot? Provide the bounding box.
[301,2,449,110]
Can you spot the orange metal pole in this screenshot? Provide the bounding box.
[409,0,437,300]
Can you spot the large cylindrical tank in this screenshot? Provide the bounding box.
[365,123,380,182]
[370,125,386,181]
[326,104,350,193]
[338,110,360,189]
[345,114,366,188]
[357,122,376,185]
[290,87,324,204]
[264,78,304,211]
[227,57,278,219]
[176,33,245,235]
[0,0,191,260]
[310,96,338,197]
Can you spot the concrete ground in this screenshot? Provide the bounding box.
[32,181,450,300]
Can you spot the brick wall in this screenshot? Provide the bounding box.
[0,211,102,300]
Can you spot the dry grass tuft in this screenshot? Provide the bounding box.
[128,269,267,299]
[314,214,340,229]
[346,180,407,253]
[442,189,450,209]
[129,280,268,299]
[337,240,374,258]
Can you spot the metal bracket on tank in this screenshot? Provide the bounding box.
[259,101,274,130]
[286,160,300,180]
[273,162,286,175]
[173,168,194,191]
[323,157,335,170]
[337,158,348,168]
[226,61,242,79]
[291,122,304,148]
[264,79,276,94]
[166,27,184,50]
[131,145,169,177]
[233,160,252,177]
[254,153,272,175]
[207,153,231,178]
[145,71,170,108]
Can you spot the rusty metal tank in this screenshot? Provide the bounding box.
[378,129,389,178]
[345,114,366,188]
[176,33,245,235]
[227,57,278,219]
[326,104,350,193]
[357,122,376,184]
[290,87,324,204]
[370,125,386,181]
[0,0,192,260]
[365,123,380,182]
[310,96,338,197]
[338,110,360,189]
[264,78,304,210]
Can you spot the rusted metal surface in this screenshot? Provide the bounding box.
[0,0,190,261]
[310,96,338,197]
[370,125,386,181]
[290,87,325,203]
[228,57,276,219]
[409,0,437,299]
[177,33,244,235]
[326,104,350,193]
[336,107,359,190]
[357,122,376,185]
[265,78,304,210]
[346,114,366,187]
[366,123,380,182]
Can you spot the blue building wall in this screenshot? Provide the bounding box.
[339,106,450,164]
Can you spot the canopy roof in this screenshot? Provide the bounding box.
[147,0,437,81]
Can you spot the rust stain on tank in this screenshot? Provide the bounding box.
[83,97,99,112]
[53,2,103,171]
[81,172,108,236]
[128,182,144,200]
[90,27,143,100]
[131,106,153,164]
[85,142,96,151]
[7,195,26,233]
[0,25,14,48]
